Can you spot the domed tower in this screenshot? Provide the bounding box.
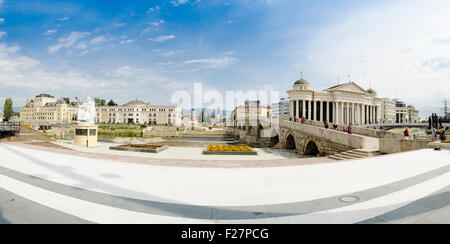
[367,88,377,97]
[293,72,310,90]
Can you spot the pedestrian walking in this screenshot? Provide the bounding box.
[404,128,410,140]
[324,120,329,129]
[301,117,305,124]
[347,123,353,134]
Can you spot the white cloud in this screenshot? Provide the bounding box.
[0,31,6,39]
[0,18,4,23]
[115,65,133,76]
[48,31,90,53]
[183,56,236,69]
[119,39,134,45]
[171,0,189,7]
[149,20,165,27]
[0,43,102,90]
[59,17,69,21]
[113,23,126,28]
[297,0,450,117]
[148,35,176,42]
[44,29,57,35]
[90,35,108,45]
[147,6,160,14]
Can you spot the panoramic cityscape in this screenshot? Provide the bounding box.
[0,0,449,229]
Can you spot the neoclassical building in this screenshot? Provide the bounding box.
[95,99,182,125]
[287,78,383,125]
[20,94,79,124]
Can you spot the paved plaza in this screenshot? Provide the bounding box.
[0,142,448,224]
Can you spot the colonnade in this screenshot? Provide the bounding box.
[291,100,381,125]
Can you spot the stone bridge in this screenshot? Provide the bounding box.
[359,123,450,130]
[278,120,379,156]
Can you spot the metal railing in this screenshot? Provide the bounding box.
[0,122,21,132]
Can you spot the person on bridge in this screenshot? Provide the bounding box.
[404,128,410,140]
[333,123,338,130]
[301,117,305,124]
[347,123,353,134]
[324,120,329,129]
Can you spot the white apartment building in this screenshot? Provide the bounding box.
[271,98,290,119]
[96,99,182,125]
[380,98,396,124]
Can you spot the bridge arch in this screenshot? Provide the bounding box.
[257,124,264,138]
[304,140,319,156]
[285,134,296,150]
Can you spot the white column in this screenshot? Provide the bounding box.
[340,102,344,125]
[302,100,305,118]
[307,100,311,120]
[296,100,300,119]
[346,102,350,125]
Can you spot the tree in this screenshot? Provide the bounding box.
[100,99,106,106]
[107,99,118,106]
[3,98,13,121]
[94,98,101,105]
[62,97,70,104]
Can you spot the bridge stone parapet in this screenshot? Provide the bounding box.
[279,120,375,156]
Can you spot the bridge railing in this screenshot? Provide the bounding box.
[280,120,370,149]
[0,122,21,132]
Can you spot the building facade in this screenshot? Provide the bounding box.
[95,99,182,125]
[287,77,383,125]
[232,100,271,127]
[271,98,290,119]
[393,99,419,123]
[380,98,396,124]
[20,94,79,124]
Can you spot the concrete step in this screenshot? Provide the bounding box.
[341,152,366,159]
[329,155,346,160]
[329,149,383,161]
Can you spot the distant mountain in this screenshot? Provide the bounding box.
[182,108,230,117]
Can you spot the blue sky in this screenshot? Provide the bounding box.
[0,0,449,118]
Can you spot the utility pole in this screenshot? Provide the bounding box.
[442,99,449,119]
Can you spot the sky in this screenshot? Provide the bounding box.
[0,0,449,118]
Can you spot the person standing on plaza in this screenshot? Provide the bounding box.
[440,127,446,141]
[404,128,410,140]
[431,127,437,141]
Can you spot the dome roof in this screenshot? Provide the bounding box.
[294,78,310,85]
[125,99,147,106]
[367,88,377,94]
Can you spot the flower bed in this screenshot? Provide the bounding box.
[109,144,168,153]
[202,145,257,155]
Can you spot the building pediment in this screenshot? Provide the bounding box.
[327,82,368,95]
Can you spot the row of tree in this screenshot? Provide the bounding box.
[94,98,118,106]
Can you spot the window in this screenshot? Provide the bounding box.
[89,129,97,136]
[75,129,88,136]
